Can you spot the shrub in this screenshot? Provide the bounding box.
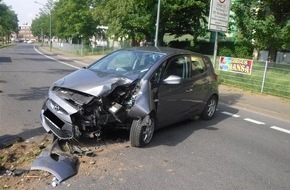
[234,42,254,58]
[218,47,234,57]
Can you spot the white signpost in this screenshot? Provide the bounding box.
[208,0,231,32]
[208,0,231,68]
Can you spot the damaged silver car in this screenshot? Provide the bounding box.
[40,47,219,147]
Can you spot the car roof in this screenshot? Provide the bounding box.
[121,46,205,57]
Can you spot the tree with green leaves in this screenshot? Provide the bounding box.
[53,0,98,44]
[31,13,51,41]
[232,0,290,61]
[92,0,156,46]
[0,1,18,45]
[30,0,234,49]
[282,20,290,50]
[32,0,99,45]
[161,0,209,44]
[31,0,55,42]
[92,0,210,46]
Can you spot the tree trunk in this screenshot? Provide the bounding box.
[2,32,4,46]
[268,47,277,62]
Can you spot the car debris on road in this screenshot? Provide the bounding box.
[30,139,99,186]
[30,140,79,184]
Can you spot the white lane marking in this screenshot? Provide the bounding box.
[270,126,290,134]
[34,46,80,69]
[244,118,265,125]
[221,111,241,118]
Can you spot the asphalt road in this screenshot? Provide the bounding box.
[1,44,290,189]
[0,43,77,139]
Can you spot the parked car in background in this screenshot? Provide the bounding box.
[40,46,219,147]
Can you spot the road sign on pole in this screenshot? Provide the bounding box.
[208,0,231,69]
[208,0,231,33]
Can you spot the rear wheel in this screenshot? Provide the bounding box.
[130,115,155,147]
[201,96,217,120]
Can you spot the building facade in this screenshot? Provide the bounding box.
[11,24,36,42]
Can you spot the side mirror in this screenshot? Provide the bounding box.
[163,75,182,84]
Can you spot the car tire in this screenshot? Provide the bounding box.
[130,115,155,147]
[201,95,218,120]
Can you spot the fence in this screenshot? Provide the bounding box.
[49,40,131,56]
[49,42,113,55]
[217,60,290,100]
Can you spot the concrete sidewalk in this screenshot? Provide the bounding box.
[37,45,290,121]
[219,85,290,120]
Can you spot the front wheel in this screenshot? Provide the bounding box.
[130,115,155,147]
[201,96,218,120]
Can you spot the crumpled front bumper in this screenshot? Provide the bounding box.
[41,96,77,139]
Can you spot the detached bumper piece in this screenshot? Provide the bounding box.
[30,140,79,183]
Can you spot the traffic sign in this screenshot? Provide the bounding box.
[208,0,231,33]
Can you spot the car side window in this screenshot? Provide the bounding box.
[190,56,206,76]
[163,56,190,79]
[151,63,166,86]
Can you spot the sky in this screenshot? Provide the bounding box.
[2,0,48,25]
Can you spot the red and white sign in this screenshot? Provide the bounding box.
[219,56,253,75]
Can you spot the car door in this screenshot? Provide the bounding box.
[153,55,193,127]
[186,55,212,114]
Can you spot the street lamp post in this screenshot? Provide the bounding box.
[154,0,161,47]
[35,1,52,51]
[49,10,52,51]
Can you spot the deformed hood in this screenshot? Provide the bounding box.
[53,68,136,97]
